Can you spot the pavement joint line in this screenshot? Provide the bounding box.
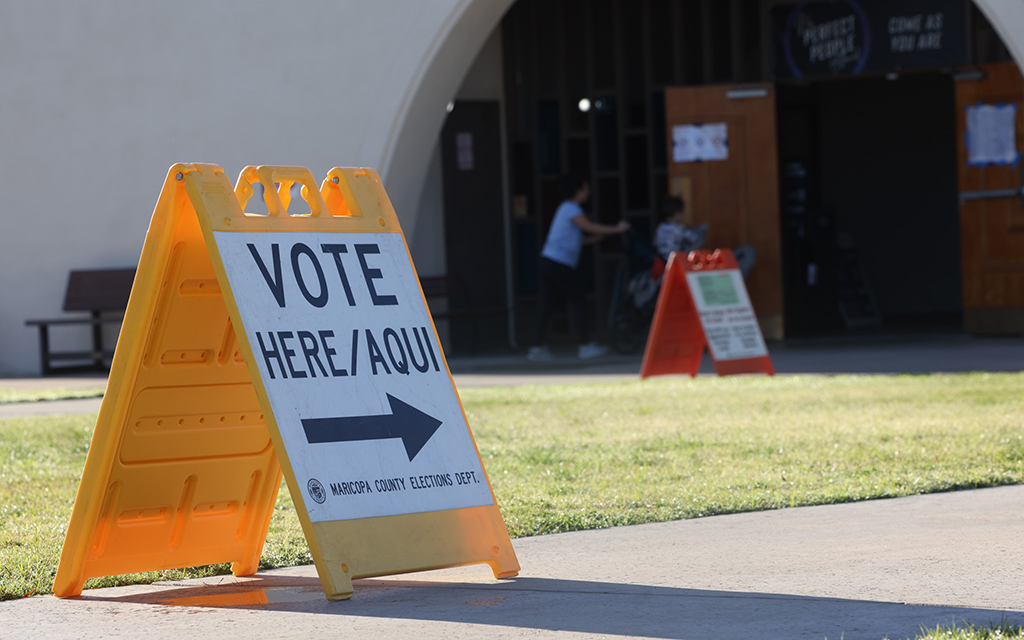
[383,585,950,607]
[374,585,880,602]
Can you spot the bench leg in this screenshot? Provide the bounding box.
[91,311,104,370]
[37,325,52,376]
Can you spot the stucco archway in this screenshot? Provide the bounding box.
[972,0,1024,68]
[375,0,515,243]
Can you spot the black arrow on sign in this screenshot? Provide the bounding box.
[300,394,443,461]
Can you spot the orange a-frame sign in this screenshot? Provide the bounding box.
[53,164,519,600]
[640,249,774,379]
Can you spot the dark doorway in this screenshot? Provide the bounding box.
[501,0,767,347]
[778,72,963,336]
[440,100,510,353]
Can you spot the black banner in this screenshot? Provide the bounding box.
[772,0,966,80]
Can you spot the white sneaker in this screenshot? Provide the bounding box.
[526,345,554,361]
[577,342,608,360]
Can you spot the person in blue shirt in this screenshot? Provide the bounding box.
[528,173,630,361]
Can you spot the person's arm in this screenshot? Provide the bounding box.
[570,214,629,236]
[654,223,675,260]
[681,224,707,252]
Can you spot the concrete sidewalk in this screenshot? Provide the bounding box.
[5,486,1023,639]
[447,332,1024,387]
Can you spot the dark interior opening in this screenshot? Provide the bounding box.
[778,72,963,337]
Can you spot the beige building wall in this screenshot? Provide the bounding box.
[0,0,512,375]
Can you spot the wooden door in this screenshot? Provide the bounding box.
[665,84,783,339]
[955,62,1024,334]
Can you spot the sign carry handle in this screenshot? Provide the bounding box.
[234,165,328,217]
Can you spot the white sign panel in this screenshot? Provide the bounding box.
[966,103,1019,167]
[213,231,494,523]
[686,269,768,361]
[672,123,729,163]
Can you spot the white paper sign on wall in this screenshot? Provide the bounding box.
[672,123,729,163]
[456,132,475,171]
[966,103,1019,167]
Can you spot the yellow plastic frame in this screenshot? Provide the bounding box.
[54,163,519,600]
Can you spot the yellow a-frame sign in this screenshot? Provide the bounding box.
[54,164,519,600]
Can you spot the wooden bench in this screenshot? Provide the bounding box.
[419,275,509,353]
[419,276,506,321]
[25,268,136,375]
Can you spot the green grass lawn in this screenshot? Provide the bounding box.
[0,388,104,404]
[912,620,1024,639]
[2,373,1023,603]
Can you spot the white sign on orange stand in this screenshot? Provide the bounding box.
[641,248,774,378]
[685,267,769,364]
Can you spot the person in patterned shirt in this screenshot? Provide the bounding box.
[654,196,756,278]
[654,196,707,261]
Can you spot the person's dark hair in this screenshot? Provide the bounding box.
[560,173,587,200]
[662,196,684,220]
